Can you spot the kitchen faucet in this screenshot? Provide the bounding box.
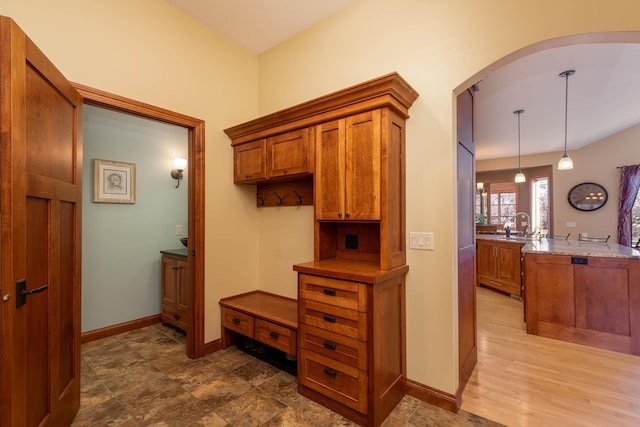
[514,211,531,236]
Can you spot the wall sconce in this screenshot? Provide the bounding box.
[171,157,187,188]
[476,182,484,193]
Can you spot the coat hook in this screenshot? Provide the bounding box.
[293,190,303,205]
[274,192,284,206]
[257,194,265,207]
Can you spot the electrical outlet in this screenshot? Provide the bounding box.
[345,234,358,250]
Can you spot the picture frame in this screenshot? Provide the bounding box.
[93,159,136,204]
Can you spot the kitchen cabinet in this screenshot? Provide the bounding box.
[295,262,408,427]
[315,110,380,221]
[524,253,640,355]
[477,239,524,296]
[161,252,189,332]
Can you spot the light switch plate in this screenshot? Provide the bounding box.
[409,232,434,250]
[176,224,183,235]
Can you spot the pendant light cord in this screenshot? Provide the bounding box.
[563,72,569,156]
[518,111,522,171]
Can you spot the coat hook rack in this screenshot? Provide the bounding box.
[257,194,265,207]
[293,190,303,205]
[274,192,284,206]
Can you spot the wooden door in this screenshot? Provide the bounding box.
[345,110,380,220]
[0,16,82,427]
[456,89,477,396]
[315,119,345,220]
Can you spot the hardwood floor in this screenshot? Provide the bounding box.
[462,286,640,426]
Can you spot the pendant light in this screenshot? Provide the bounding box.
[558,69,575,170]
[514,109,526,183]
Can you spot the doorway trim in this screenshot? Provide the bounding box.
[72,83,208,358]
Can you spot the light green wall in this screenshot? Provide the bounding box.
[82,105,188,332]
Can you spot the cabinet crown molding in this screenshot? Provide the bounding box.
[224,72,419,145]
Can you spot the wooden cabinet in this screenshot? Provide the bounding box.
[315,110,381,221]
[524,253,640,356]
[219,291,298,356]
[267,128,312,179]
[476,239,524,296]
[225,73,418,426]
[295,263,408,427]
[161,253,189,331]
[233,127,312,184]
[234,139,266,183]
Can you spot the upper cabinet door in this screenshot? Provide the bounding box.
[267,128,312,178]
[344,110,381,221]
[315,119,346,220]
[234,139,266,183]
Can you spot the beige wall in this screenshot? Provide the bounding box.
[256,0,640,394]
[478,123,640,241]
[0,0,261,343]
[4,0,640,399]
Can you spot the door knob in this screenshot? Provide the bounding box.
[16,279,49,308]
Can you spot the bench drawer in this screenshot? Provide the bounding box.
[255,318,296,355]
[221,307,254,338]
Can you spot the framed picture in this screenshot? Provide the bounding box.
[93,159,136,204]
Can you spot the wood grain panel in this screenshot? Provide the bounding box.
[315,120,344,220]
[536,262,575,326]
[58,201,75,394]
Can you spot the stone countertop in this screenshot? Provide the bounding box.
[160,248,189,258]
[477,234,640,259]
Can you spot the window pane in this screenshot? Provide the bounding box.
[632,191,640,245]
[532,178,549,233]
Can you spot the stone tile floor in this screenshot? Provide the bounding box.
[72,324,502,426]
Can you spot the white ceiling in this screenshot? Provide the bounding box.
[164,0,357,54]
[164,1,640,161]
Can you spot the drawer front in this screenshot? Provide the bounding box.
[300,299,366,340]
[162,306,187,331]
[221,307,254,338]
[299,349,367,414]
[299,324,366,370]
[255,318,297,356]
[299,274,366,311]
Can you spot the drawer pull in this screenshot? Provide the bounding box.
[323,288,336,296]
[323,340,337,350]
[323,314,337,323]
[232,318,241,325]
[323,367,337,377]
[173,314,180,320]
[269,331,279,339]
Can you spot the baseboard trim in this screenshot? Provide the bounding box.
[405,378,461,413]
[81,314,162,343]
[201,338,222,356]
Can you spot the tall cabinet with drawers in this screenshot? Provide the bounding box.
[224,73,418,427]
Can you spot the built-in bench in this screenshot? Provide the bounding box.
[219,291,298,374]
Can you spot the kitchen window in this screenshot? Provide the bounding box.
[531,177,549,234]
[489,182,517,226]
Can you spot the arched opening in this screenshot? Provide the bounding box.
[455,31,640,424]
